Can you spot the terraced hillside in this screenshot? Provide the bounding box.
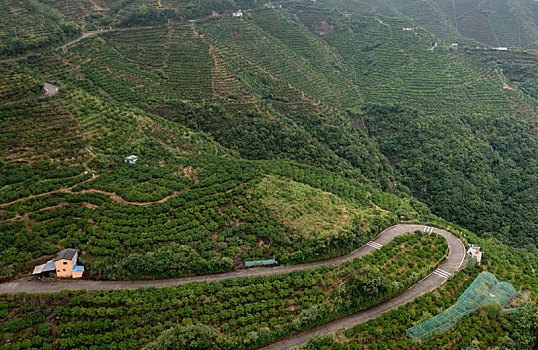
[5,2,536,248]
[41,0,110,30]
[0,0,81,57]
[336,0,460,40]
[452,0,538,47]
[281,5,536,247]
[1,68,413,282]
[328,0,538,47]
[0,64,43,103]
[20,19,393,185]
[1,0,535,58]
[0,2,537,349]
[470,49,538,102]
[200,15,355,108]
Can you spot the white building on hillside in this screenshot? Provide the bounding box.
[467,244,483,265]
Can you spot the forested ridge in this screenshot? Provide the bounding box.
[0,0,537,349]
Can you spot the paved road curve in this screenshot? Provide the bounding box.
[260,224,466,350]
[0,224,465,349]
[55,32,96,51]
[54,27,155,52]
[0,224,465,295]
[4,82,59,106]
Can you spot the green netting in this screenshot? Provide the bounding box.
[407,272,516,342]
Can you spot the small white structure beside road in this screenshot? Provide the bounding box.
[467,244,483,265]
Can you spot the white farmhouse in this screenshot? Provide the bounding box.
[467,244,483,265]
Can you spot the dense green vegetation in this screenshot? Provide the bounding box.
[1,1,537,349]
[0,0,81,57]
[2,0,536,58]
[0,232,447,349]
[327,0,538,47]
[0,83,407,279]
[298,213,538,349]
[300,266,537,350]
[0,149,403,280]
[0,0,274,53]
[0,65,43,103]
[2,2,538,270]
[470,49,538,103]
[5,3,534,250]
[0,0,535,278]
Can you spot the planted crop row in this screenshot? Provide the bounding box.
[0,100,91,204]
[200,17,340,106]
[0,0,81,57]
[0,65,42,103]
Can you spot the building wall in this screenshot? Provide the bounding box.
[55,259,73,278]
[72,270,84,279]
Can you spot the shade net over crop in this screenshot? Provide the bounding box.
[407,271,516,342]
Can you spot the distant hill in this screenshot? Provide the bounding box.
[327,0,538,47]
[3,0,535,56]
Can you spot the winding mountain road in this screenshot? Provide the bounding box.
[0,224,466,349]
[54,27,156,52]
[261,224,466,350]
[55,32,97,51]
[0,224,465,296]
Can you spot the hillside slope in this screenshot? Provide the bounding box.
[1,2,537,350]
[3,1,535,250]
[328,0,538,47]
[0,0,82,57]
[1,61,411,280]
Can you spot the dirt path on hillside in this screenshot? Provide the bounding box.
[56,32,97,51]
[75,189,181,206]
[0,174,97,208]
[0,178,183,208]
